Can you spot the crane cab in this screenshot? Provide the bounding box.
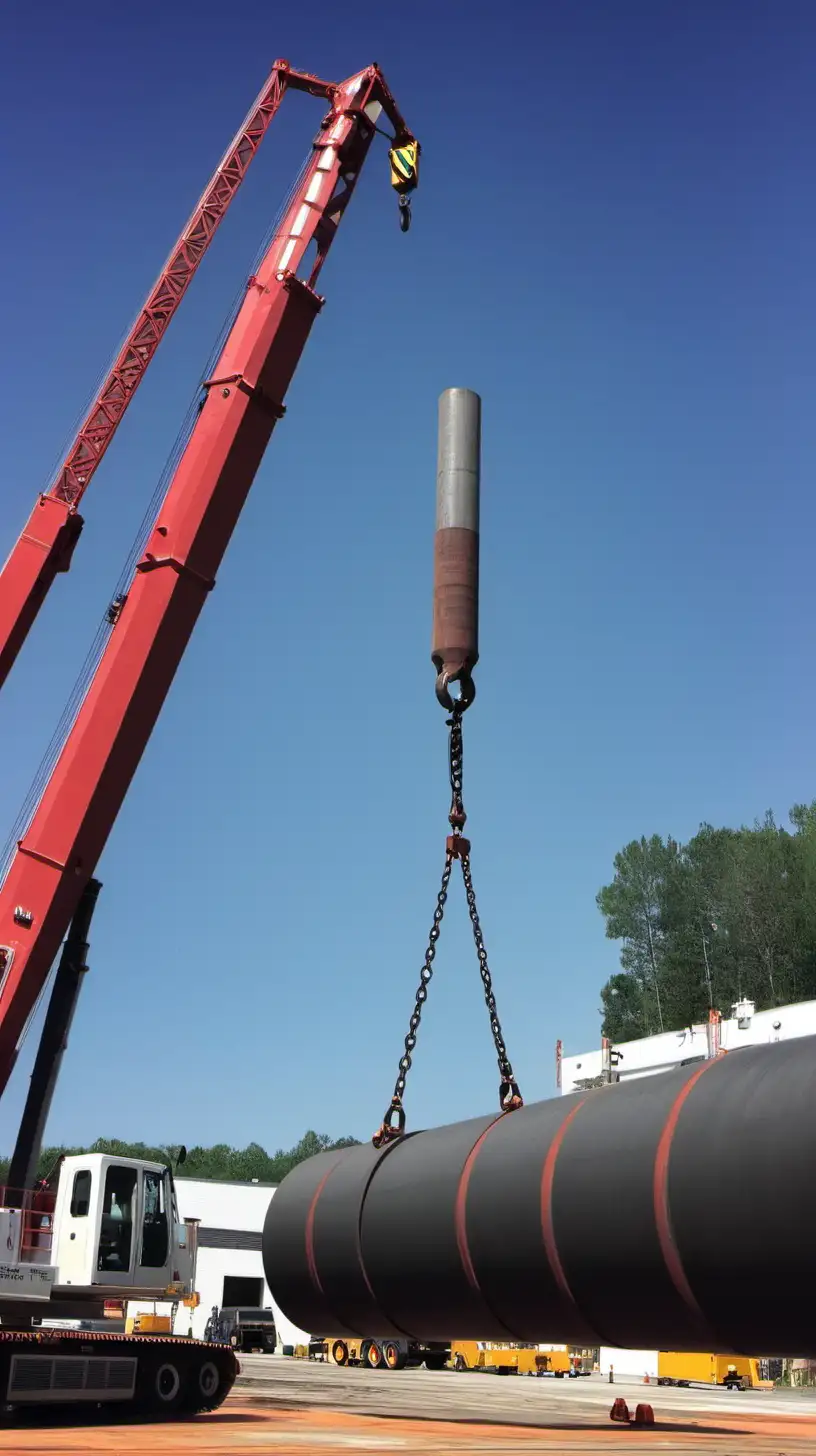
[50,1155,195,1295]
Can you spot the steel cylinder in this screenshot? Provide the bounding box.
[263,1037,816,1355]
[431,388,480,698]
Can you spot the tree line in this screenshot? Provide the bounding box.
[0,1131,358,1186]
[597,802,816,1042]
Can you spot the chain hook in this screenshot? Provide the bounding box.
[373,1096,406,1148]
[500,1079,524,1113]
[435,670,476,714]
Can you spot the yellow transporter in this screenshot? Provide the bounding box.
[125,1313,173,1335]
[450,1342,574,1376]
[325,1336,449,1370]
[657,1353,773,1389]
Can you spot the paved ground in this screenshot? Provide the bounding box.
[238,1353,816,1425]
[2,1356,816,1452]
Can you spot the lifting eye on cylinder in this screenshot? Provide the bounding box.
[389,139,420,232]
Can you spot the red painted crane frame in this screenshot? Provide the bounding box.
[0,63,413,1092]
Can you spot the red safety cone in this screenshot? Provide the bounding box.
[634,1403,655,1426]
[610,1397,631,1424]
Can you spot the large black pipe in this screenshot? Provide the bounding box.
[263,1038,816,1355]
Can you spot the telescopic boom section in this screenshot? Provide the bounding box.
[0,65,410,1094]
[0,61,412,693]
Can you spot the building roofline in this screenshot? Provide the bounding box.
[175,1176,279,1189]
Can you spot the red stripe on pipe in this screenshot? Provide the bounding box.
[355,1167,389,1310]
[653,1061,715,1322]
[305,1148,410,1341]
[540,1098,587,1309]
[454,1115,508,1296]
[305,1156,347,1295]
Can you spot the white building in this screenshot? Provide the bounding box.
[154,1177,308,1348]
[558,997,816,1095]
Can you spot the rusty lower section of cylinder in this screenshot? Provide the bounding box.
[432,525,479,688]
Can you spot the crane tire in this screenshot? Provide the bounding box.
[138,1353,187,1412]
[364,1341,383,1369]
[186,1355,225,1411]
[332,1340,349,1366]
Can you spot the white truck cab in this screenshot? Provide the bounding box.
[49,1154,196,1295]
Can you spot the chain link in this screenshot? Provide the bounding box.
[448,707,466,830]
[373,705,522,1147]
[395,852,453,1105]
[373,853,453,1146]
[460,850,520,1096]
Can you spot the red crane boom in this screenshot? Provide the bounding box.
[0,63,416,1093]
[0,61,411,692]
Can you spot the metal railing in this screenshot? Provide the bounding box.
[0,1186,56,1262]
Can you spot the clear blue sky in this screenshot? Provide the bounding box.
[0,0,814,1156]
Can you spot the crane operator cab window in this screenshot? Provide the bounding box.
[139,1170,169,1270]
[70,1170,92,1218]
[97,1166,137,1274]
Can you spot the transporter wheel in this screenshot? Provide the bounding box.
[138,1354,187,1413]
[383,1341,408,1370]
[365,1341,383,1369]
[332,1340,349,1366]
[424,1352,448,1372]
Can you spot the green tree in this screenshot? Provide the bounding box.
[0,1132,359,1187]
[599,972,649,1041]
[659,824,742,1023]
[596,835,681,1036]
[789,802,816,992]
[598,803,816,1043]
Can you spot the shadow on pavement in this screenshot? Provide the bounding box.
[239,1396,744,1436]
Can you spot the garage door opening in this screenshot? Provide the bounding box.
[222,1275,263,1308]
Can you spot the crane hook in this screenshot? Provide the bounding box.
[398,196,412,233]
[435,670,476,713]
